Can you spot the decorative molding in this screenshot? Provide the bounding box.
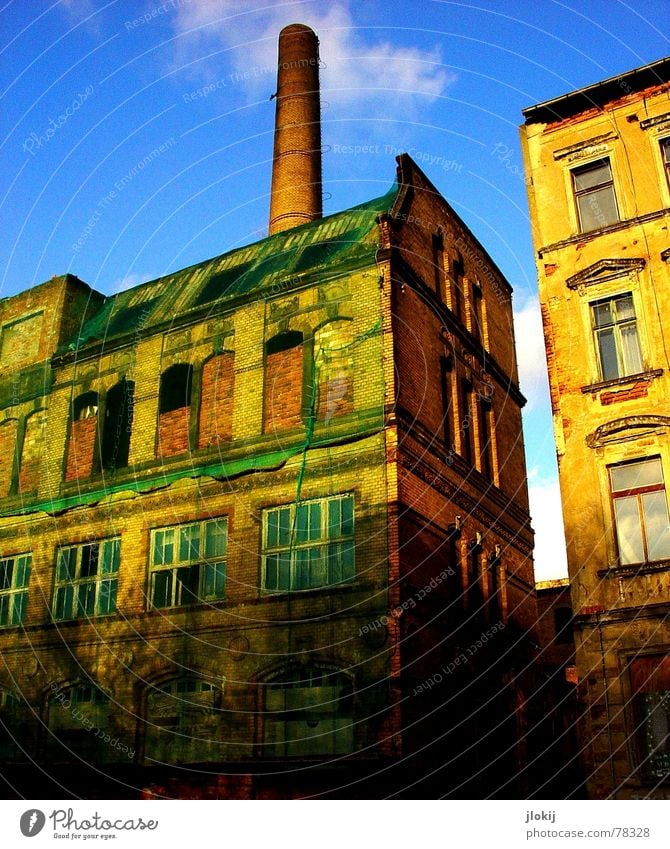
[567,257,646,291]
[553,132,618,160]
[586,415,670,448]
[639,112,670,132]
[581,368,663,396]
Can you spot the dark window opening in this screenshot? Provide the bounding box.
[480,398,493,480]
[159,364,193,414]
[440,356,452,447]
[460,379,474,465]
[451,251,465,320]
[101,379,134,471]
[265,330,303,356]
[72,392,98,420]
[554,607,573,644]
[471,282,483,343]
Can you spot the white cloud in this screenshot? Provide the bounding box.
[110,272,151,293]
[529,478,568,582]
[513,294,550,413]
[171,1,454,112]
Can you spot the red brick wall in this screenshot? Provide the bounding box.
[263,345,304,432]
[19,411,47,493]
[198,353,234,448]
[0,419,18,496]
[158,407,191,457]
[64,416,97,482]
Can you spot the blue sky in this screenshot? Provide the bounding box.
[1,0,669,580]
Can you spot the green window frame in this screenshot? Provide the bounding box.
[149,518,227,608]
[53,539,119,620]
[0,554,31,627]
[262,494,354,592]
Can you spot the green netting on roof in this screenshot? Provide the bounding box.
[62,184,398,353]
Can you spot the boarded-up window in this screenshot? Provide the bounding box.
[157,365,192,458]
[0,313,42,369]
[20,410,47,492]
[264,332,305,432]
[65,394,98,482]
[0,419,19,496]
[198,353,234,448]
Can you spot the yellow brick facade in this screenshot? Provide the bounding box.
[521,58,670,798]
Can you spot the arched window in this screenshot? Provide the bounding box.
[65,393,99,482]
[315,322,354,424]
[101,379,134,471]
[144,678,222,765]
[157,364,193,457]
[198,353,234,448]
[264,331,307,432]
[262,663,353,757]
[47,683,114,762]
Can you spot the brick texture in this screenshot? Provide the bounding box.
[264,345,304,431]
[158,407,190,457]
[19,411,46,493]
[64,416,97,482]
[198,353,234,448]
[0,419,18,496]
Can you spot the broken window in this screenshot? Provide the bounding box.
[101,379,134,472]
[0,553,31,627]
[159,364,192,414]
[149,518,227,608]
[53,539,120,620]
[264,331,307,431]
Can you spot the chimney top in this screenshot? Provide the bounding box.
[268,23,323,235]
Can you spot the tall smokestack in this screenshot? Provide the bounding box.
[269,24,322,235]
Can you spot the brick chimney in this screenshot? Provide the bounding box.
[269,23,322,235]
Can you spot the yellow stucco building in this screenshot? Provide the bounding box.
[521,57,670,798]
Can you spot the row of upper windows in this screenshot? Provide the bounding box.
[0,493,356,627]
[569,138,670,234]
[0,329,355,494]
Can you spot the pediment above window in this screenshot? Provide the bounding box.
[566,257,646,291]
[586,415,670,448]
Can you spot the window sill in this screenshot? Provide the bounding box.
[260,581,358,599]
[581,369,663,394]
[598,559,670,578]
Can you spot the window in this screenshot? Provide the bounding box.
[572,158,619,232]
[661,138,670,191]
[450,251,465,319]
[65,393,99,482]
[479,397,493,480]
[432,232,445,296]
[262,494,354,592]
[264,331,307,432]
[150,518,227,608]
[101,379,134,471]
[471,281,483,343]
[263,664,354,757]
[48,683,113,762]
[73,392,99,420]
[53,539,119,620]
[459,380,474,465]
[591,294,643,381]
[439,356,452,447]
[159,364,192,414]
[554,607,573,644]
[145,678,221,764]
[609,458,670,565]
[630,655,670,779]
[0,689,22,760]
[0,553,31,627]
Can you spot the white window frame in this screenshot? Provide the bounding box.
[0,553,31,628]
[149,518,227,609]
[53,539,119,620]
[590,291,644,381]
[262,493,355,592]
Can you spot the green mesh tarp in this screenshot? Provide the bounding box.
[63,185,398,353]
